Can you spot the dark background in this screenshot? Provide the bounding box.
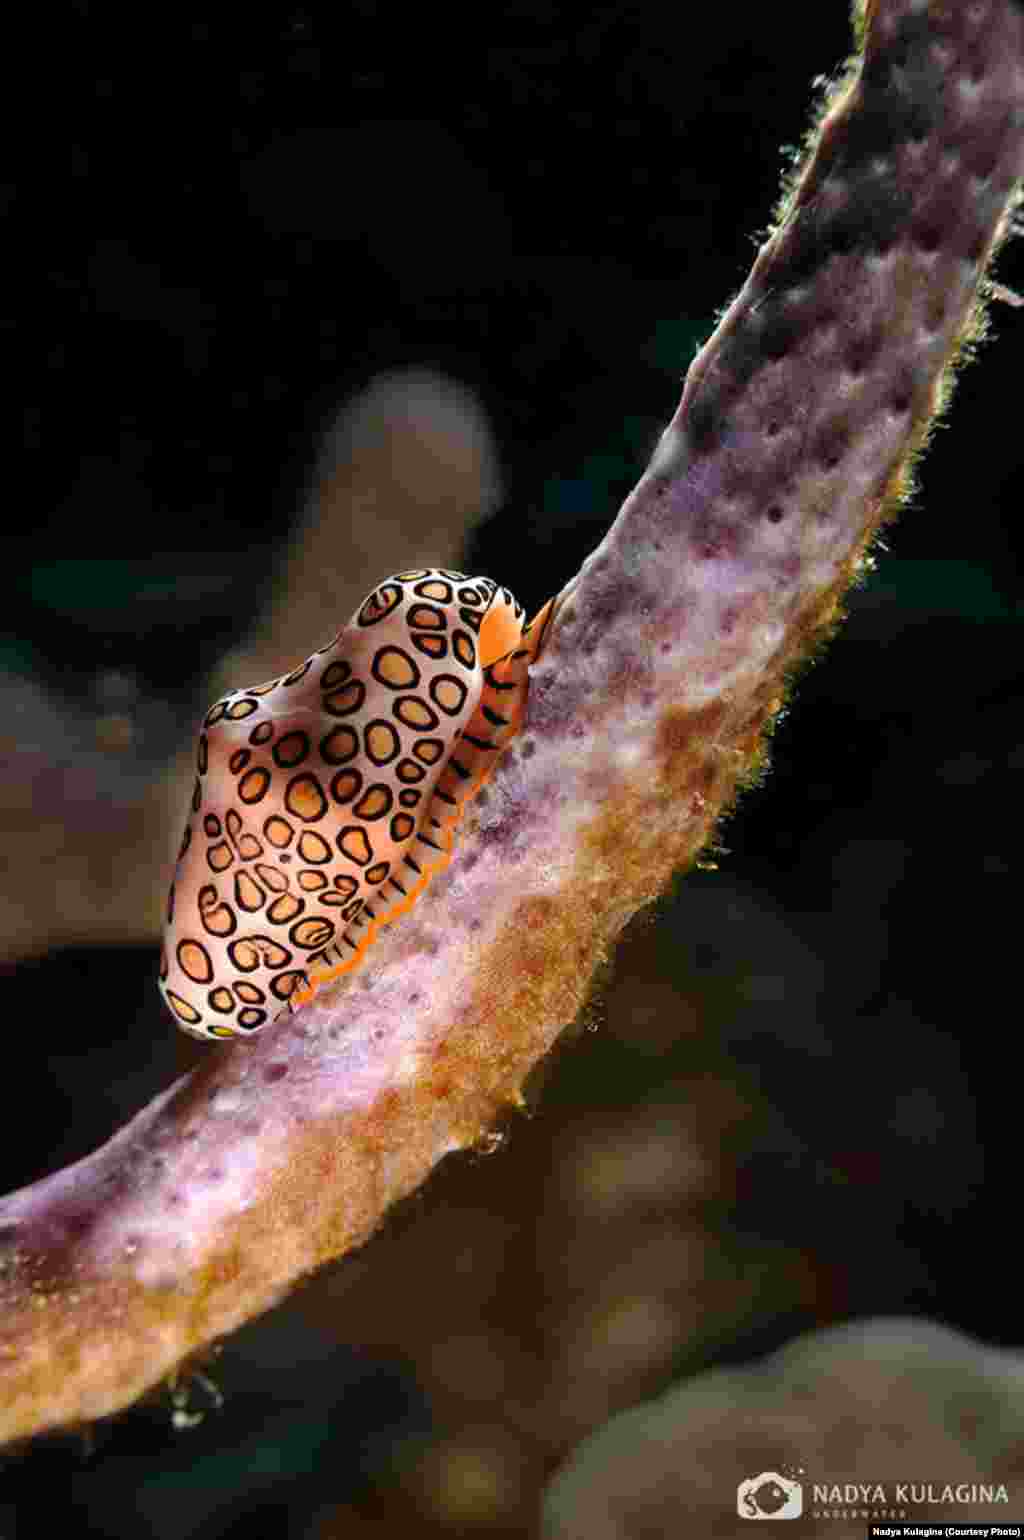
[4,4,1023,1537]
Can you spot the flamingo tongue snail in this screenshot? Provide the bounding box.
[159,570,558,1040]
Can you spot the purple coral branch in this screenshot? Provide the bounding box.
[2,0,1022,1442]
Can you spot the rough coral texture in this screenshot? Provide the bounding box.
[1,0,1022,1441]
